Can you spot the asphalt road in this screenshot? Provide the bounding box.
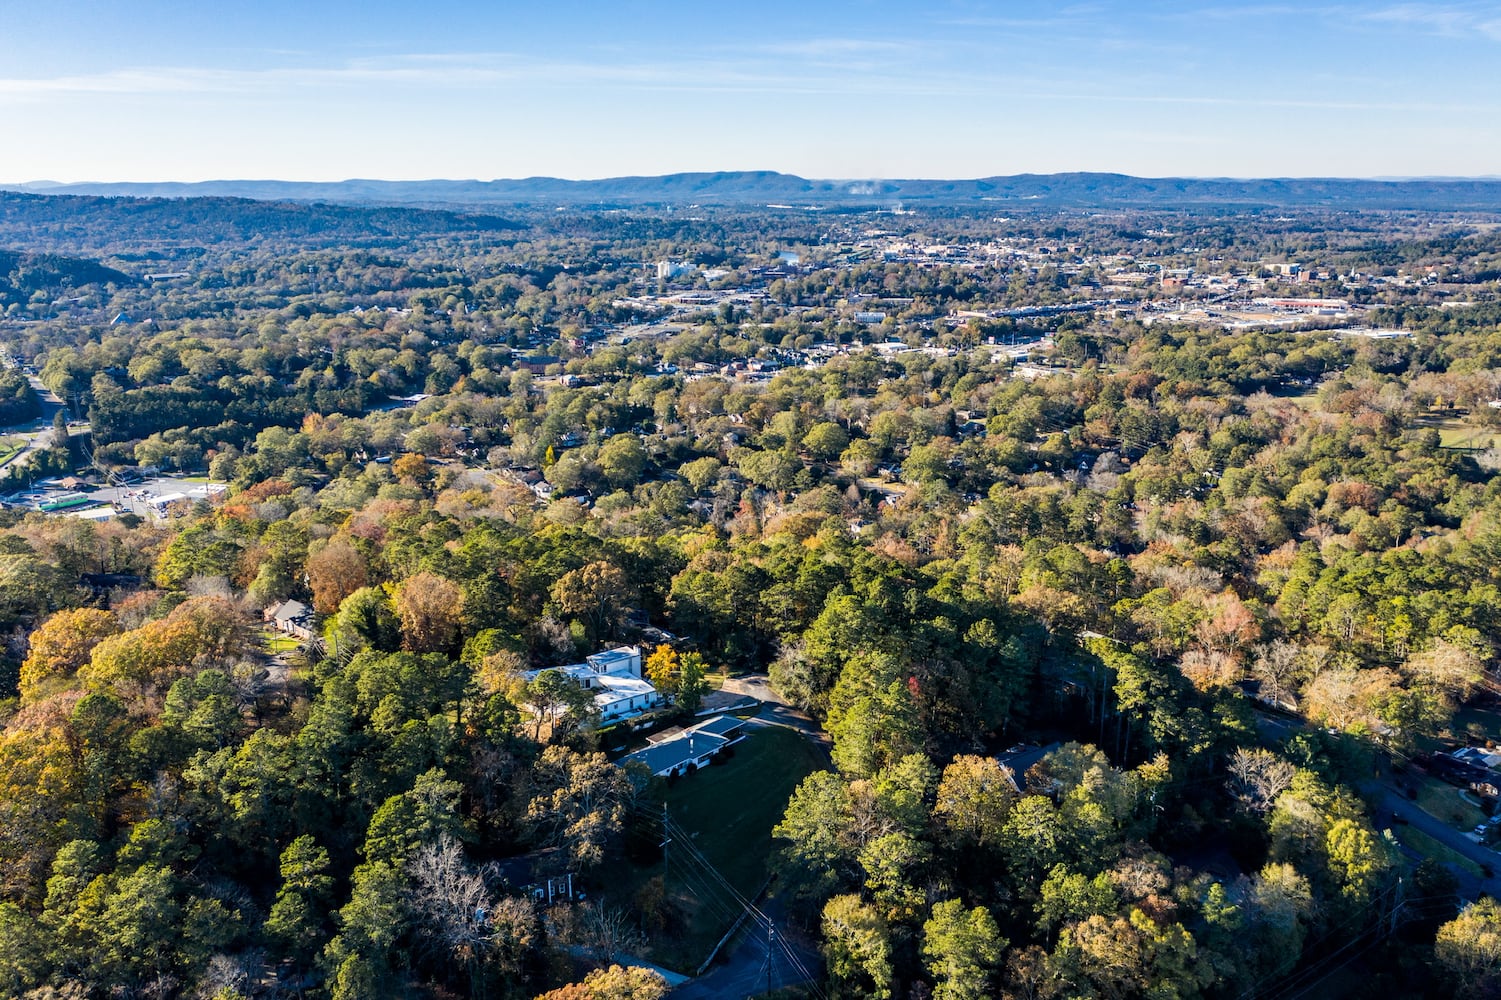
[1376,785,1501,899]
[673,688,1501,997]
[671,896,823,1000]
[1253,704,1501,901]
[0,375,65,475]
[722,674,832,754]
[1248,696,1494,888]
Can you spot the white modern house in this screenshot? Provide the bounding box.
[524,645,662,724]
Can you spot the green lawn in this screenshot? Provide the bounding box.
[1413,414,1501,451]
[1393,826,1484,878]
[1281,388,1321,411]
[1414,774,1488,831]
[0,438,22,467]
[261,629,300,654]
[1439,425,1501,450]
[664,726,826,893]
[1445,705,1501,745]
[614,726,828,973]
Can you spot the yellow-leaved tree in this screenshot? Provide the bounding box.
[20,607,120,704]
[79,597,249,708]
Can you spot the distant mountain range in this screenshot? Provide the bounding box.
[10,171,1501,210]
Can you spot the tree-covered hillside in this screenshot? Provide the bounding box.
[1,199,1500,1000]
[0,249,138,312]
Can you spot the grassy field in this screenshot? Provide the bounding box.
[1280,388,1321,411]
[1414,414,1501,451]
[1414,774,1488,831]
[615,726,827,973]
[1446,705,1501,744]
[663,726,826,893]
[0,437,22,468]
[1393,826,1484,878]
[260,629,300,654]
[1438,424,1501,450]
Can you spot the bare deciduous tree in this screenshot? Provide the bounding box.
[581,901,645,965]
[1406,638,1486,705]
[409,836,537,994]
[410,836,493,965]
[1250,640,1302,709]
[1227,748,1296,815]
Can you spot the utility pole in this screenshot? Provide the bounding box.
[660,802,672,875]
[1387,876,1404,937]
[767,924,775,996]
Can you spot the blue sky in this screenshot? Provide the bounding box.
[2,1,1500,181]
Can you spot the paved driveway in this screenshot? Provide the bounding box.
[671,674,830,996]
[722,673,832,757]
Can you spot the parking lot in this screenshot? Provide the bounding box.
[1,476,226,521]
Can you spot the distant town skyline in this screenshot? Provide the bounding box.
[3,0,1501,183]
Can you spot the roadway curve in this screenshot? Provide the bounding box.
[1375,786,1501,899]
[1,374,67,475]
[1256,705,1501,900]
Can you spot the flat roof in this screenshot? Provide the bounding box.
[521,663,594,683]
[594,675,656,701]
[620,732,727,774]
[588,646,641,665]
[689,715,748,738]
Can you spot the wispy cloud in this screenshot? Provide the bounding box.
[0,41,1496,116]
[1192,2,1501,40]
[932,6,1190,60]
[937,3,1111,30]
[757,38,915,57]
[0,54,677,99]
[1182,4,1337,20]
[0,48,987,103]
[1358,3,1501,40]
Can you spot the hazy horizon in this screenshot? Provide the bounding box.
[4,1,1501,183]
[11,171,1501,188]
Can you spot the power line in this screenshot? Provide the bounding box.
[665,855,741,926]
[664,816,771,924]
[664,819,762,906]
[775,933,826,1000]
[1277,933,1390,1000]
[655,810,826,999]
[1233,878,1406,1000]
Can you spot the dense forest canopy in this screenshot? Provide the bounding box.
[1,194,1500,1000]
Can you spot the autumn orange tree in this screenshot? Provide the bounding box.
[79,597,249,709]
[307,541,370,615]
[532,963,667,1000]
[394,571,465,654]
